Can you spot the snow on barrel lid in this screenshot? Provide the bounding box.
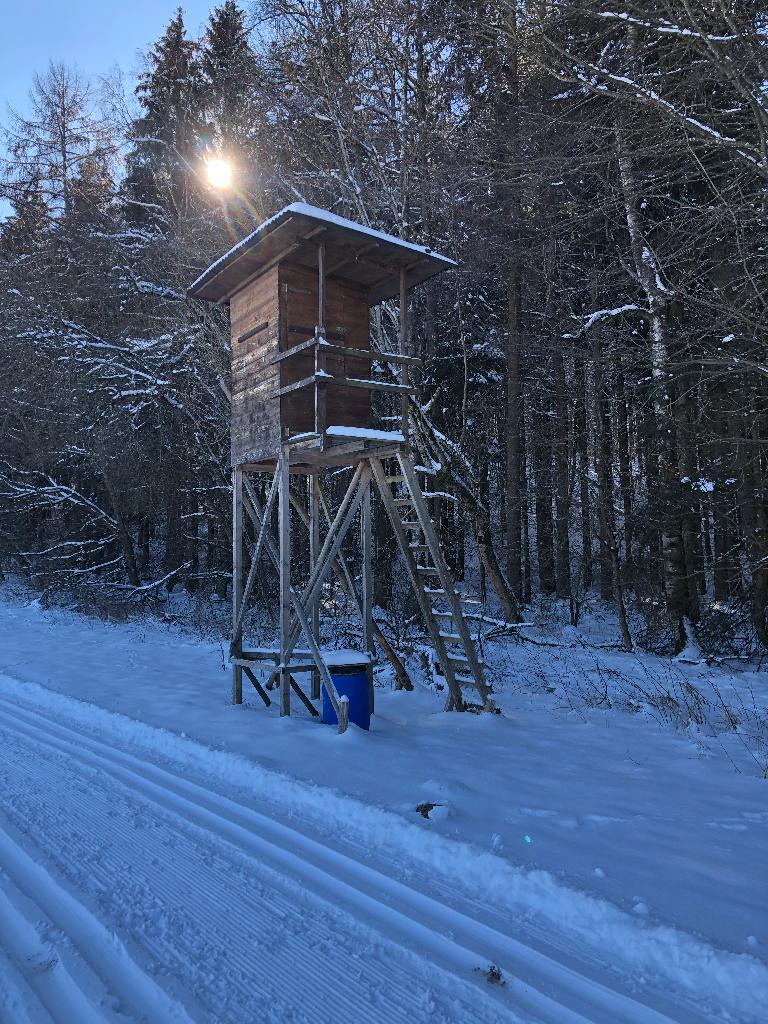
[187,203,457,306]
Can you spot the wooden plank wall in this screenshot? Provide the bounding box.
[230,266,281,465]
[279,262,371,434]
[229,261,372,465]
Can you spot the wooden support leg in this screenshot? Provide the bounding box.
[278,450,291,717]
[231,466,279,653]
[361,474,375,714]
[232,467,244,705]
[309,473,321,700]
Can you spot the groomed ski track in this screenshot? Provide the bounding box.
[0,681,751,1023]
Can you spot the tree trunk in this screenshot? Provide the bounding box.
[99,467,140,587]
[574,351,593,590]
[520,405,532,605]
[506,261,523,600]
[592,334,633,650]
[617,126,689,650]
[552,347,571,599]
[613,344,634,579]
[533,391,556,596]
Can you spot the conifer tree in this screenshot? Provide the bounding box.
[0,173,48,255]
[202,1,255,153]
[124,7,206,226]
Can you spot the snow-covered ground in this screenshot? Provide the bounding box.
[0,583,765,1023]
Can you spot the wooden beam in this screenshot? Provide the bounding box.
[269,374,316,399]
[231,465,279,649]
[297,443,406,466]
[240,470,358,734]
[232,467,244,705]
[324,240,379,276]
[401,363,410,442]
[317,240,326,333]
[241,475,350,732]
[399,265,408,353]
[270,340,421,367]
[316,242,327,442]
[334,376,413,395]
[287,585,348,733]
[272,374,414,399]
[237,321,269,345]
[289,673,320,717]
[268,337,317,365]
[243,665,272,707]
[240,461,316,474]
[399,266,410,439]
[309,474,321,700]
[361,478,374,714]
[317,481,363,619]
[280,465,368,669]
[288,325,347,341]
[223,225,328,304]
[278,450,291,717]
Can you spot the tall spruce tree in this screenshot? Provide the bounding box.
[0,173,48,255]
[202,2,255,152]
[123,8,206,226]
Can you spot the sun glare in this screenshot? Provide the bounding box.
[206,158,232,189]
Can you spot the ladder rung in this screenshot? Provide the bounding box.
[417,566,441,574]
[409,543,429,551]
[439,631,462,641]
[425,588,445,595]
[401,522,422,530]
[393,498,413,506]
[449,655,485,668]
[455,673,481,686]
[433,611,453,618]
[385,475,405,484]
[427,585,474,601]
[448,659,483,675]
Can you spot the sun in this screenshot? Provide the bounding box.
[206,158,232,189]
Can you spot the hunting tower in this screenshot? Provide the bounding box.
[190,204,492,730]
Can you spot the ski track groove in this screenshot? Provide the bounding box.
[0,815,193,1024]
[0,875,110,1024]
[0,702,522,1024]
[0,765,452,1024]
[0,693,713,1024]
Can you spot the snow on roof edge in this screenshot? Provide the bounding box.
[285,204,457,265]
[188,203,457,296]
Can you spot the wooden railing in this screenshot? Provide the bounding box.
[268,330,420,440]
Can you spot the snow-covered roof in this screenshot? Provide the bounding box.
[188,203,457,305]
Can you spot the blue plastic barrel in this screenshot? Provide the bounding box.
[322,662,371,730]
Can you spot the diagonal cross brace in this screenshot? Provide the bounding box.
[240,472,364,732]
[231,465,279,653]
[264,464,371,690]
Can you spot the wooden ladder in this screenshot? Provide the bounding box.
[370,453,494,711]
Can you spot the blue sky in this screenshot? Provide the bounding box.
[1,1,217,218]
